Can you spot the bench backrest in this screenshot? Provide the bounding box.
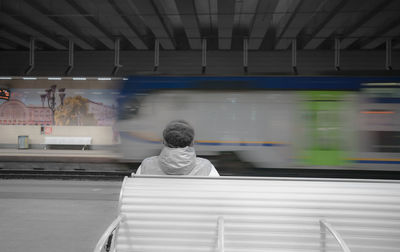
[114,176,400,252]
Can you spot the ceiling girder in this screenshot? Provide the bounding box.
[63,0,115,49]
[275,0,324,50]
[0,29,30,49]
[248,0,279,50]
[271,0,302,46]
[300,0,347,50]
[20,0,95,50]
[108,0,148,50]
[0,0,398,52]
[175,0,202,49]
[129,0,175,50]
[97,0,148,50]
[303,0,386,50]
[339,0,394,49]
[362,19,400,49]
[217,0,235,49]
[0,39,17,49]
[0,11,66,49]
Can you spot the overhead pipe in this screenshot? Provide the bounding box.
[386,39,392,70]
[243,38,248,73]
[65,40,74,75]
[202,38,207,74]
[292,38,297,74]
[25,38,35,75]
[112,38,122,75]
[154,39,159,72]
[335,38,341,71]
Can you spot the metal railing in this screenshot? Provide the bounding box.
[320,219,351,252]
[93,215,124,252]
[94,216,353,252]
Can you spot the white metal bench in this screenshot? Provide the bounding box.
[94,176,400,252]
[44,136,92,150]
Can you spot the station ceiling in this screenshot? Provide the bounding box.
[0,0,399,51]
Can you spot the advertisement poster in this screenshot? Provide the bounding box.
[0,87,119,126]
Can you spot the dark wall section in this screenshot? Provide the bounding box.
[0,50,399,76]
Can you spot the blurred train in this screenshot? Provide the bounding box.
[116,76,400,171]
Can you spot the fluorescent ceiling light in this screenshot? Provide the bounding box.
[23,77,37,80]
[0,77,12,80]
[48,77,62,80]
[73,77,87,80]
[98,77,112,80]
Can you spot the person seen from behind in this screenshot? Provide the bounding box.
[135,120,219,176]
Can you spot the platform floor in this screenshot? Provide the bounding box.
[0,148,134,179]
[0,148,121,162]
[0,179,121,252]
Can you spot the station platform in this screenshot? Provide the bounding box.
[0,148,121,162]
[0,148,134,180]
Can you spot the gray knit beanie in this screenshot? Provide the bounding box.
[163,120,195,148]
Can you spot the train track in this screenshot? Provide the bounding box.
[0,161,135,180]
[0,169,131,180]
[2,161,400,180]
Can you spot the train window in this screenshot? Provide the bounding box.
[118,97,140,120]
[373,131,400,153]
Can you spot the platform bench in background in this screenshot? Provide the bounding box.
[44,136,92,150]
[94,175,400,252]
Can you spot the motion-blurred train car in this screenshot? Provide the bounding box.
[116,76,400,170]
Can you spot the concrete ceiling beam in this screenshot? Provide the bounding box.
[0,30,30,49]
[0,11,66,49]
[12,0,95,50]
[217,0,235,49]
[338,0,395,49]
[175,0,202,49]
[97,0,148,50]
[362,22,400,49]
[63,0,115,49]
[129,0,175,50]
[301,0,347,50]
[248,0,279,50]
[275,0,325,50]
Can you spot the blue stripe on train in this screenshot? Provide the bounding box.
[195,142,284,147]
[121,132,284,147]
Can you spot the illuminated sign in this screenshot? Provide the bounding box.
[0,88,10,100]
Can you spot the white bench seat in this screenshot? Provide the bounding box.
[44,136,92,150]
[95,176,400,252]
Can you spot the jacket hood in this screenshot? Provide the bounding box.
[158,146,196,175]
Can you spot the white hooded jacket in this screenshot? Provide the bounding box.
[136,147,219,176]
